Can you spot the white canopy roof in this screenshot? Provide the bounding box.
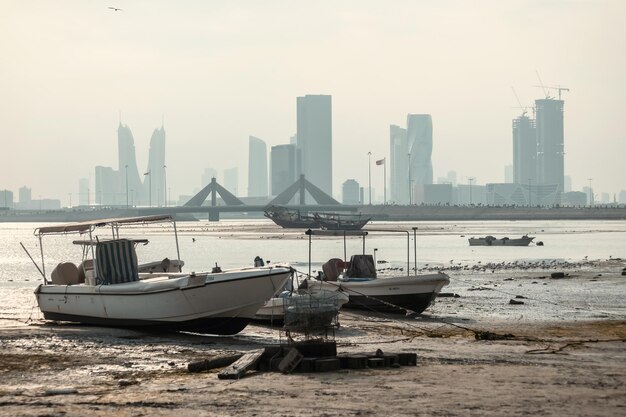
[34,215,173,236]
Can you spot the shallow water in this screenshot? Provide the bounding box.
[1,219,625,326]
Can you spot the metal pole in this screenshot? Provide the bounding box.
[308,230,312,278]
[163,165,167,207]
[383,157,386,204]
[412,227,417,274]
[407,152,411,205]
[405,231,410,277]
[125,165,129,208]
[368,152,372,205]
[173,219,182,271]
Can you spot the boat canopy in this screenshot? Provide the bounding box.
[305,229,368,237]
[34,215,174,236]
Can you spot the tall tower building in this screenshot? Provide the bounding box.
[342,179,360,204]
[95,166,118,205]
[78,179,89,206]
[535,98,564,195]
[248,136,268,197]
[19,186,32,205]
[406,114,433,187]
[389,125,409,204]
[512,113,537,185]
[296,94,332,196]
[144,126,166,206]
[270,144,296,196]
[223,167,239,196]
[117,124,144,205]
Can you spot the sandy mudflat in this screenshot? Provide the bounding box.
[1,266,625,416]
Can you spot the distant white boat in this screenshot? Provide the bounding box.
[29,215,291,335]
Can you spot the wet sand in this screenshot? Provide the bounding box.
[1,264,625,416]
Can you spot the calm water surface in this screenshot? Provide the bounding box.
[1,219,624,324]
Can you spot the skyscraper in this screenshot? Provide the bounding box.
[78,179,89,206]
[535,98,564,196]
[248,136,268,197]
[389,125,408,204]
[342,179,360,204]
[223,167,239,196]
[117,124,143,205]
[145,126,166,206]
[512,113,536,185]
[406,114,433,187]
[270,144,296,196]
[296,94,332,196]
[95,166,118,205]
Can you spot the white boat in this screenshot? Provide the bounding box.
[254,288,349,325]
[28,215,292,335]
[302,229,450,314]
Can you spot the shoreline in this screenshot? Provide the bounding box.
[1,264,625,416]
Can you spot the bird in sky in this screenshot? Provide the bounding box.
[108,7,122,12]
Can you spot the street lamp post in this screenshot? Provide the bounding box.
[407,152,412,205]
[367,152,372,205]
[144,170,152,207]
[163,165,167,207]
[125,165,129,208]
[468,177,475,205]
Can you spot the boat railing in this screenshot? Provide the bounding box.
[306,227,421,278]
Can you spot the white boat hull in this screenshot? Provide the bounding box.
[36,266,291,335]
[305,272,450,314]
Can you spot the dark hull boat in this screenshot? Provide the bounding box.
[264,206,370,230]
[468,235,535,246]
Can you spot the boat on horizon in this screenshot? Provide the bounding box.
[28,215,292,335]
[301,229,450,314]
[468,235,535,246]
[264,205,370,230]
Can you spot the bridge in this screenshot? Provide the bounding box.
[176,175,356,221]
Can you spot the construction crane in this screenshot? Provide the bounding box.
[540,85,570,100]
[533,70,570,100]
[511,87,531,117]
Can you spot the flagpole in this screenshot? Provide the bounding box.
[383,157,387,204]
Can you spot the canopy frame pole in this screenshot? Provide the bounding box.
[21,242,46,284]
[38,234,46,279]
[173,219,182,271]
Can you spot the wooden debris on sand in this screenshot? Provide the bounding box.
[218,349,265,380]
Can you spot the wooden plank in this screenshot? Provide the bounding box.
[187,354,243,373]
[278,348,303,374]
[218,349,265,380]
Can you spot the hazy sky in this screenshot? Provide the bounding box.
[2,0,625,203]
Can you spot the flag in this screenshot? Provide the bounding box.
[376,158,385,166]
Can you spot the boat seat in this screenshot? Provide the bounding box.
[95,239,139,285]
[322,258,344,281]
[50,262,80,285]
[345,255,377,278]
[77,259,94,284]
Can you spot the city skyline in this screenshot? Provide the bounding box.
[2,1,626,202]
